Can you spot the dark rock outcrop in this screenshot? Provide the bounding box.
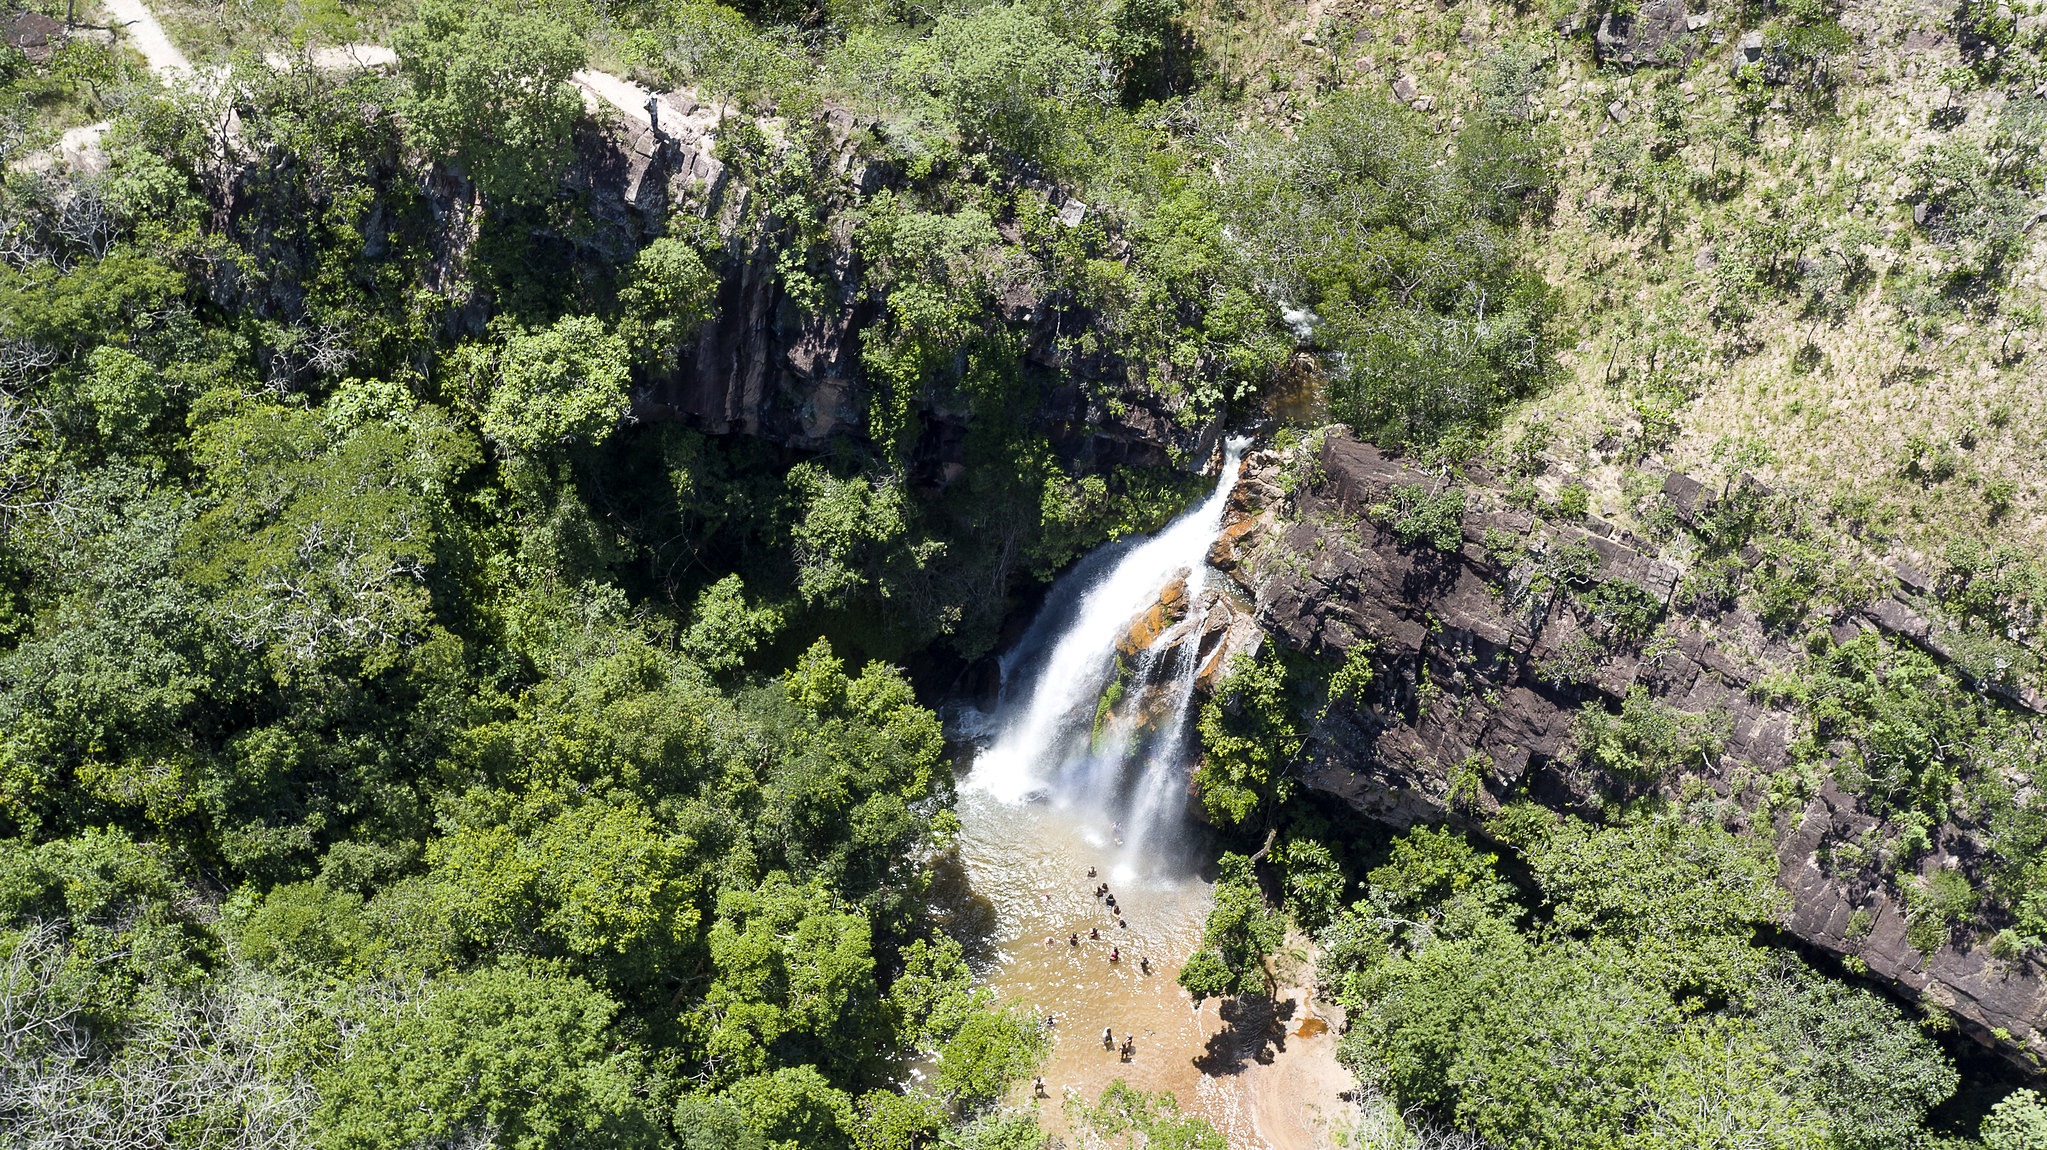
[549,102,1216,473]
[1594,0,1697,66]
[1216,430,2047,1075]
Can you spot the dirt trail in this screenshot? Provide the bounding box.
[102,0,193,77]
[107,0,680,128]
[21,3,703,172]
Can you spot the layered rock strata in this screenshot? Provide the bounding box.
[561,105,1218,475]
[1212,430,2047,1074]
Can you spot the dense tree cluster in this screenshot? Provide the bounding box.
[3,0,2043,1144]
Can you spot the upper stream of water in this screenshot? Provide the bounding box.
[937,439,1353,1149]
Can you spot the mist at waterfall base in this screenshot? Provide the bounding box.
[932,438,1350,1146]
[966,435,1251,878]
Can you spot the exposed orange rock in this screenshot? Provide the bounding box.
[1208,515,1263,571]
[1115,575,1189,657]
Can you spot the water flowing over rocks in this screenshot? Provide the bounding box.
[1212,429,2047,1076]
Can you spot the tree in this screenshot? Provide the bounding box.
[426,787,699,976]
[1068,1081,1226,1150]
[1349,922,1676,1149]
[1222,93,1556,443]
[1178,853,1285,1003]
[907,5,1097,162]
[394,0,586,203]
[1099,0,1186,103]
[1638,1023,1827,1150]
[854,196,1002,465]
[1751,961,1958,1150]
[616,238,719,371]
[182,402,478,679]
[479,316,632,456]
[1984,1089,2047,1150]
[784,464,912,608]
[314,964,661,1150]
[1515,813,1784,999]
[1194,654,1302,826]
[691,873,882,1082]
[723,1066,858,1150]
[681,574,784,672]
[933,1007,1049,1106]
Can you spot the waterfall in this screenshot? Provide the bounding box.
[965,436,1253,878]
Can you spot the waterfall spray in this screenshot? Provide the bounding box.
[967,436,1254,876]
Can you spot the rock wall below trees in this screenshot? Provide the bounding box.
[554,105,1218,480]
[1211,429,2047,1076]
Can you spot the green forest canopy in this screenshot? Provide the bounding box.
[1,0,2043,1145]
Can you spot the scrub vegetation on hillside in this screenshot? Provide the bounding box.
[3,0,2045,1142]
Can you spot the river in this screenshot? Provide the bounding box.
[937,440,1355,1149]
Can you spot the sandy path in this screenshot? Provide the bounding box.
[101,0,194,77]
[103,0,672,131]
[62,0,701,171]
[264,43,397,70]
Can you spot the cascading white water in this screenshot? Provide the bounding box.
[939,435,1349,1142]
[965,436,1253,876]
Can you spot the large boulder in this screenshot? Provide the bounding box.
[1117,576,1191,659]
[1595,0,1696,67]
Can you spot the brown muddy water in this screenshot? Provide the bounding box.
[932,783,1355,1149]
[928,438,1355,1147]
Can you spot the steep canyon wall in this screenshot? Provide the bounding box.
[1211,431,2047,1074]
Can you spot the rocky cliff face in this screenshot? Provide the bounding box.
[1211,429,2047,1075]
[554,105,1216,477]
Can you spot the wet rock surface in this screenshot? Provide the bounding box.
[1214,430,2047,1076]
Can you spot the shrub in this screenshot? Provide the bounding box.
[1983,1089,2047,1150]
[1224,93,1556,443]
[1195,654,1303,825]
[1574,687,1726,781]
[1368,483,1467,551]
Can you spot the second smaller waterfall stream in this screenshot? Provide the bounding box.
[967,435,1253,877]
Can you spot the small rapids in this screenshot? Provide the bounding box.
[936,438,1352,1148]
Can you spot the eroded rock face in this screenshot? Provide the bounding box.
[408,101,1211,474]
[556,107,1215,472]
[1118,576,1191,659]
[1216,430,2047,1075]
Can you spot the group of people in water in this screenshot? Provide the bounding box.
[1027,864,1153,1099]
[1101,1026,1137,1061]
[1047,865,1150,974]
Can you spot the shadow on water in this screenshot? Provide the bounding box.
[923,844,1001,966]
[1194,994,1296,1077]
